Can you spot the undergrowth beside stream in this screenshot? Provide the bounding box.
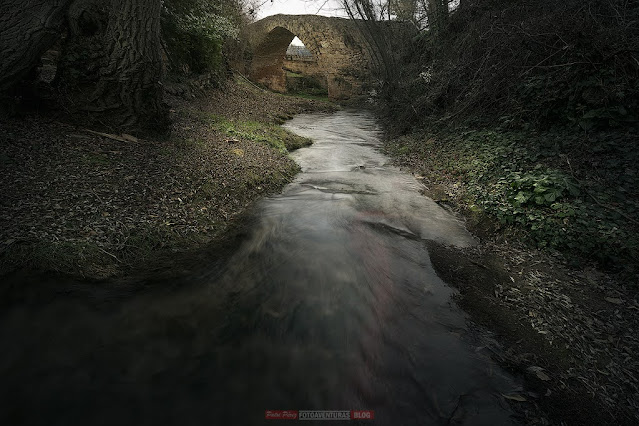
[385,127,639,285]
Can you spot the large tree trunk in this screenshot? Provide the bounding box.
[0,0,73,92]
[1,0,167,132]
[92,0,167,132]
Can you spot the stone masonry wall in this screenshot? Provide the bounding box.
[243,14,374,100]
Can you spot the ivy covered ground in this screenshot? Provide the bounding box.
[385,127,639,282]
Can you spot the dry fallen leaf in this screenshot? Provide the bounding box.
[502,394,527,402]
[121,134,138,143]
[527,366,551,381]
[605,297,624,305]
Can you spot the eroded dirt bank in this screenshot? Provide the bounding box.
[0,78,335,280]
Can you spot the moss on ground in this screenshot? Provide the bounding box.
[280,92,332,103]
[192,112,313,152]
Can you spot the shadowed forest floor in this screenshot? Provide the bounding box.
[0,78,335,279]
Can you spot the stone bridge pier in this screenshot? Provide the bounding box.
[243,15,374,100]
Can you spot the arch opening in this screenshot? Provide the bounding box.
[249,27,326,96]
[246,15,380,100]
[283,37,328,97]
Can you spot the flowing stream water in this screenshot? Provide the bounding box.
[0,110,523,425]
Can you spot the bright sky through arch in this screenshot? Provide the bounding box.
[256,0,347,19]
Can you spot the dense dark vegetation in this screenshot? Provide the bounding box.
[162,0,248,82]
[385,0,639,131]
[347,0,639,282]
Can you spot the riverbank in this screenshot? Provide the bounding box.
[0,77,336,280]
[384,127,639,424]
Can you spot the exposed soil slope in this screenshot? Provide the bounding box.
[0,78,335,279]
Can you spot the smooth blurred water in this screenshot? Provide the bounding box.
[0,110,522,425]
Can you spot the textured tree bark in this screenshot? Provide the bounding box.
[92,0,167,131]
[54,0,109,90]
[1,0,166,132]
[0,0,74,92]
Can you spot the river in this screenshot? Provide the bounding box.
[0,110,522,425]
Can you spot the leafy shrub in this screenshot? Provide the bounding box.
[521,68,639,130]
[507,169,580,207]
[162,0,243,76]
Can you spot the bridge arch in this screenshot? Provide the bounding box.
[243,15,373,100]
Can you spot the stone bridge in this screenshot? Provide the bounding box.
[243,14,374,100]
